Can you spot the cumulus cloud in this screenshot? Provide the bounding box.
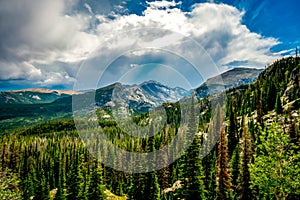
[37,71,76,86]
[94,2,279,68]
[0,0,98,88]
[75,1,280,89]
[0,61,42,80]
[0,0,282,89]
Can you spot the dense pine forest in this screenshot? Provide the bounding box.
[1,56,299,200]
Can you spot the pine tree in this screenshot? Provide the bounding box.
[265,81,277,111]
[182,94,207,200]
[157,129,171,191]
[230,145,239,199]
[143,124,160,200]
[66,151,84,199]
[201,100,223,200]
[255,81,264,129]
[237,117,253,199]
[227,101,238,157]
[128,152,146,199]
[20,147,35,200]
[87,159,105,200]
[215,105,231,200]
[275,92,283,114]
[184,134,207,200]
[172,94,207,199]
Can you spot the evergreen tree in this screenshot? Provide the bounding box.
[128,152,146,199]
[275,92,283,114]
[143,125,160,200]
[230,145,239,199]
[184,134,207,200]
[237,117,253,200]
[182,94,206,200]
[255,80,264,129]
[66,151,84,199]
[265,81,277,112]
[87,159,105,200]
[249,123,300,199]
[215,105,231,200]
[227,101,238,157]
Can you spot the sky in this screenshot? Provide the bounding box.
[0,0,299,91]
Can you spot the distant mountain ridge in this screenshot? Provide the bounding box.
[195,67,263,98]
[0,67,262,106]
[0,88,82,104]
[9,88,82,95]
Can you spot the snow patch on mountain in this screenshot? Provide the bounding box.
[31,95,41,100]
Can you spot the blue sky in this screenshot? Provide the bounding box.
[0,0,299,90]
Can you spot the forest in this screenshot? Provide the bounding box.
[0,56,299,200]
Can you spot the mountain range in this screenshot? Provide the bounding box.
[0,68,262,105]
[0,67,263,130]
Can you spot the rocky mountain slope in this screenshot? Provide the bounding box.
[195,67,263,98]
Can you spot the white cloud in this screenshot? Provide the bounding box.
[76,1,280,89]
[84,3,94,15]
[272,48,294,56]
[146,0,180,9]
[0,0,99,87]
[93,2,280,69]
[0,61,42,80]
[37,71,76,86]
[0,0,282,88]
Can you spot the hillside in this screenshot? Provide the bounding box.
[0,88,81,104]
[0,81,189,131]
[1,57,299,200]
[195,67,263,98]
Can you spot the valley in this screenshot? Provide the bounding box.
[0,57,299,199]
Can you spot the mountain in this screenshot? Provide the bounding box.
[195,67,263,98]
[94,81,189,113]
[1,59,299,133]
[0,67,262,128]
[140,80,191,103]
[0,81,189,129]
[0,88,82,104]
[9,88,81,95]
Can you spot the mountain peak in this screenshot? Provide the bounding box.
[195,67,263,98]
[139,80,165,87]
